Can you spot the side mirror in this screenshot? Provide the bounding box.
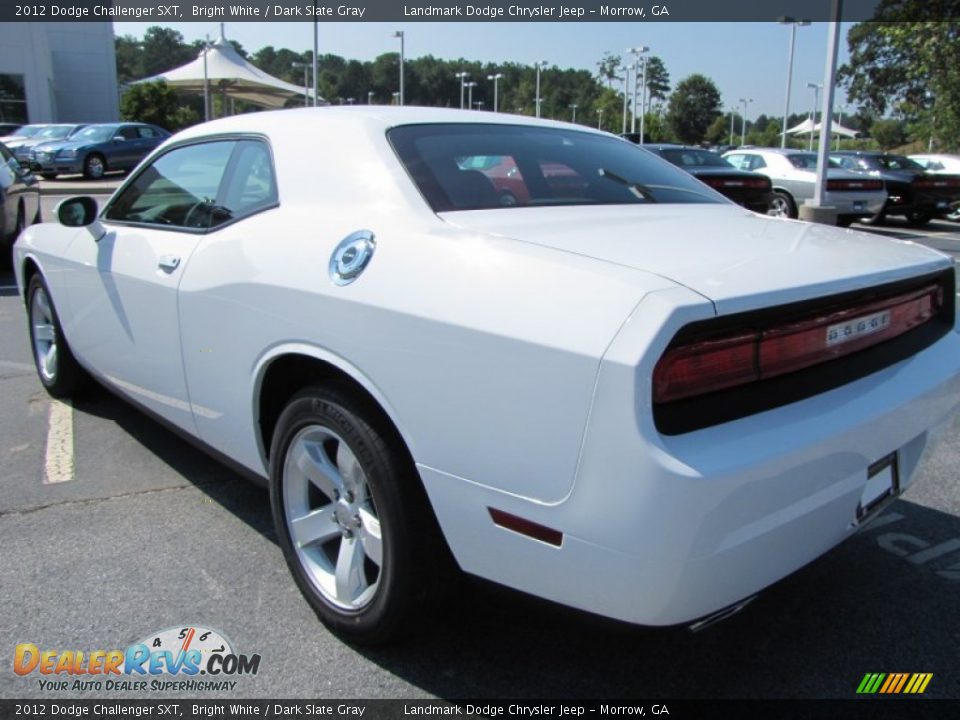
[113,135,125,142]
[56,196,99,227]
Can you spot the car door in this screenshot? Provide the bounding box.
[113,125,145,170]
[62,139,238,432]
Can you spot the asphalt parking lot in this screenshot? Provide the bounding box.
[2,198,960,701]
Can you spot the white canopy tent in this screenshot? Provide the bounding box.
[787,118,859,138]
[135,32,321,114]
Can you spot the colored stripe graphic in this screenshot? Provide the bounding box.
[857,673,932,694]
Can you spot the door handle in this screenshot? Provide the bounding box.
[158,255,181,272]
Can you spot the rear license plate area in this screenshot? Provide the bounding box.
[856,453,899,523]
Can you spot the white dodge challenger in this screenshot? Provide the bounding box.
[14,108,960,643]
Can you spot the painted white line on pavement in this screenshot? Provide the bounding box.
[44,399,74,484]
[0,360,35,372]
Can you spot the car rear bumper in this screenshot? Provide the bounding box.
[421,288,960,626]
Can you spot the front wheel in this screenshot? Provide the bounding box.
[270,387,440,644]
[906,208,932,227]
[83,154,106,180]
[27,274,84,398]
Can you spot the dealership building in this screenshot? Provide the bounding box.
[0,22,119,125]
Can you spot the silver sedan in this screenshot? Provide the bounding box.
[724,147,886,226]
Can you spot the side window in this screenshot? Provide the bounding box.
[138,127,158,139]
[220,140,278,216]
[748,156,767,170]
[725,154,747,170]
[105,141,236,229]
[119,126,140,141]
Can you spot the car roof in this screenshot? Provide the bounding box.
[724,147,809,156]
[171,106,610,145]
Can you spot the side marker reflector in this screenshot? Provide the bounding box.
[488,508,563,547]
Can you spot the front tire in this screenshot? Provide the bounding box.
[270,386,439,644]
[27,274,83,398]
[83,153,106,180]
[906,208,932,227]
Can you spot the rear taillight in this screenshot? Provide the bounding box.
[826,179,884,192]
[914,176,960,189]
[703,178,770,190]
[653,284,942,404]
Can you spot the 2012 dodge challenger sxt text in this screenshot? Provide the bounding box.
[14,108,960,643]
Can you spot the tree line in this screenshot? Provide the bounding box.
[118,10,957,153]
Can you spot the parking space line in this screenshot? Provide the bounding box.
[44,399,74,484]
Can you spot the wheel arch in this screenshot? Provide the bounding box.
[253,346,417,475]
[20,254,43,305]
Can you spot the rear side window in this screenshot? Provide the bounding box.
[389,123,725,212]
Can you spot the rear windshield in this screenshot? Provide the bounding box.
[388,124,726,212]
[660,148,733,168]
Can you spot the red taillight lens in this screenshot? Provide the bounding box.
[703,178,770,190]
[914,177,960,189]
[826,179,884,191]
[653,285,942,404]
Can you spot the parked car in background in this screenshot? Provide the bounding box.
[1,124,50,146]
[909,153,960,221]
[0,140,40,265]
[32,122,170,179]
[13,123,88,165]
[831,151,960,226]
[13,108,960,644]
[644,144,774,214]
[723,147,886,226]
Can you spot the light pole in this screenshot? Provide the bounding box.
[312,2,318,106]
[807,82,822,150]
[487,73,503,112]
[729,109,735,146]
[534,60,548,118]
[778,17,810,148]
[597,107,604,129]
[474,101,485,110]
[619,66,629,134]
[465,81,477,110]
[392,31,404,106]
[292,61,310,107]
[200,36,211,121]
[455,71,469,109]
[836,102,847,150]
[639,52,650,143]
[368,90,374,104]
[392,91,400,105]
[627,46,649,135]
[739,97,753,146]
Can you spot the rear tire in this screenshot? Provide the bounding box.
[906,208,932,227]
[269,386,445,645]
[27,274,84,398]
[769,191,797,219]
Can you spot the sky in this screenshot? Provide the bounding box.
[114,21,856,120]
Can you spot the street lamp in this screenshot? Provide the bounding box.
[596,107,604,129]
[200,36,212,121]
[474,101,485,110]
[739,97,753,146]
[455,71,469,109]
[627,46,649,135]
[569,103,578,123]
[778,17,810,148]
[368,90,374,104]
[292,61,310,107]
[836,102,848,150]
[392,31,405,106]
[392,91,400,105]
[807,81,822,150]
[487,73,504,112]
[619,66,629,134]
[533,60,548,118]
[312,2,318,106]
[729,108,736,146]
[465,81,477,110]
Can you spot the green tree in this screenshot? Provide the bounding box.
[837,1,960,150]
[139,26,195,77]
[870,118,906,149]
[119,80,199,131]
[643,56,671,102]
[596,51,622,89]
[666,74,722,144]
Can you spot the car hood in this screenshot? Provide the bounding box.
[440,204,950,315]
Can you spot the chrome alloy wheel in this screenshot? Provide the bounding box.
[768,195,792,218]
[30,285,58,382]
[282,425,383,611]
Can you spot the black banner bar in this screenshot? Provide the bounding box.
[2,0,960,23]
[2,700,960,720]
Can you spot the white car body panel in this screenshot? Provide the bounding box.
[909,153,960,174]
[13,107,960,627]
